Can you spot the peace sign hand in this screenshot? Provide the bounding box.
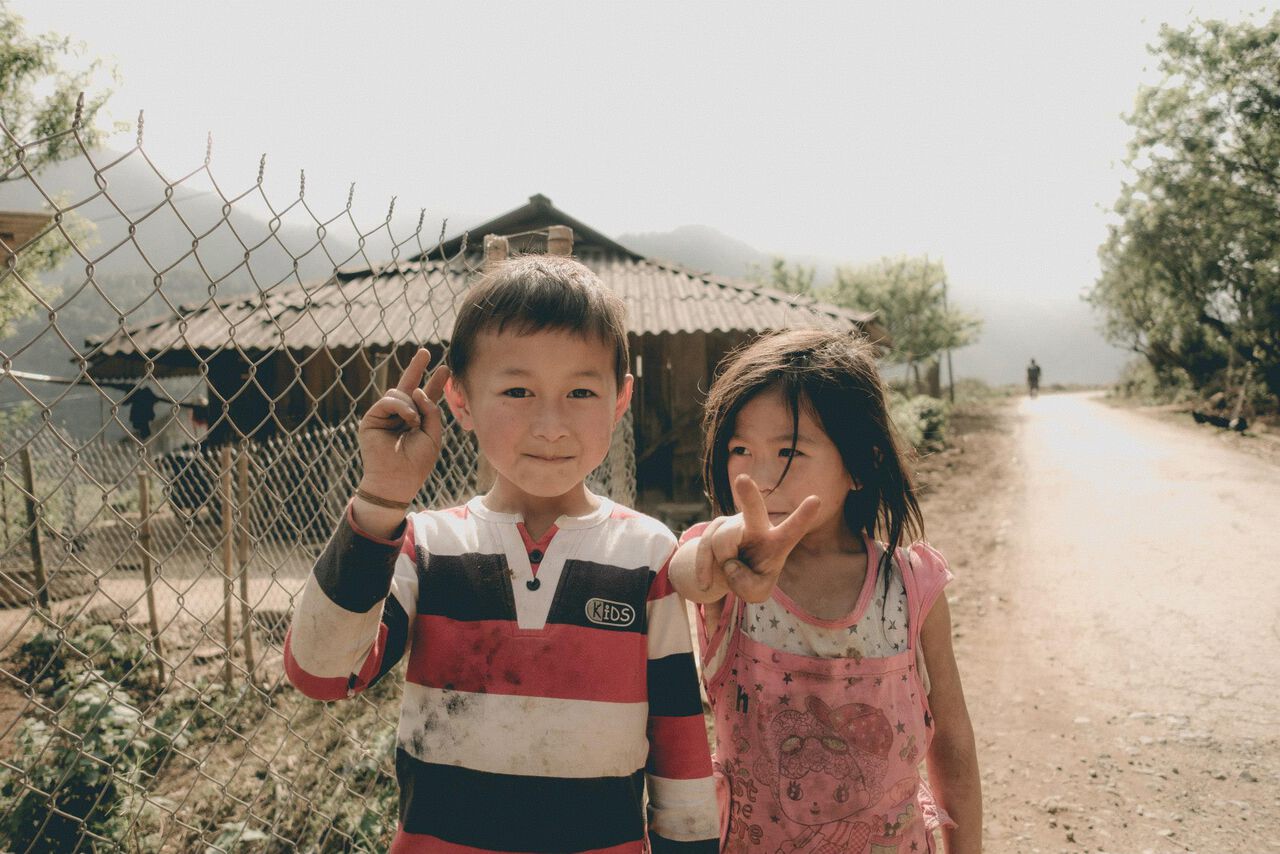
[696,474,823,604]
[356,348,450,504]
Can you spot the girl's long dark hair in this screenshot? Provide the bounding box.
[702,328,924,581]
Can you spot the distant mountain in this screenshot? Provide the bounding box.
[613,225,1129,387]
[0,149,364,441]
[619,224,772,279]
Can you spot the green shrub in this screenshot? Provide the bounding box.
[0,669,173,852]
[891,394,951,450]
[15,623,152,697]
[1110,359,1197,404]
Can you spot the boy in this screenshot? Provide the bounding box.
[285,256,719,853]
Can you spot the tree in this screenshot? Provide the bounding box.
[826,255,980,398]
[0,5,113,336]
[1089,14,1280,404]
[748,256,816,296]
[0,5,116,179]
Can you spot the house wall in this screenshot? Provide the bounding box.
[632,330,756,523]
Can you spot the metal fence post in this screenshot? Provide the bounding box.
[18,448,49,612]
[138,471,166,686]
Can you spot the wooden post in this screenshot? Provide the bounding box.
[18,448,48,612]
[2,458,10,550]
[137,472,166,686]
[546,225,573,256]
[236,445,255,679]
[1229,364,1252,428]
[483,234,509,270]
[219,444,234,689]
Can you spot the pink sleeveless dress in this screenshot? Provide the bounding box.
[697,540,955,853]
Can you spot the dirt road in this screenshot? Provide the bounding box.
[929,392,1280,854]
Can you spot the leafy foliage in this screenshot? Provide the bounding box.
[0,6,111,336]
[2,619,401,852]
[0,4,117,177]
[747,255,816,296]
[826,255,981,397]
[890,393,950,451]
[0,668,167,851]
[1089,13,1280,406]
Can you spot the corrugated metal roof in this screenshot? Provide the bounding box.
[87,258,883,363]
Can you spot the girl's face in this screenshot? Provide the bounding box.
[725,387,855,543]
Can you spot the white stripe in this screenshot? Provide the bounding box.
[290,573,382,677]
[398,683,649,778]
[408,510,481,556]
[647,591,695,659]
[647,774,719,841]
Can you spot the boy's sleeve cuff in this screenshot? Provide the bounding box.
[344,499,408,546]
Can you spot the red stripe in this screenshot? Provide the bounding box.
[390,827,641,854]
[406,617,646,702]
[647,562,676,601]
[283,623,388,700]
[646,714,714,780]
[609,506,638,520]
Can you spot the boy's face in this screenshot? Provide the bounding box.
[444,327,632,505]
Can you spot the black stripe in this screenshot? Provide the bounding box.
[649,833,718,853]
[396,749,644,851]
[370,594,410,686]
[546,559,652,634]
[314,516,402,612]
[418,553,514,621]
[647,653,704,717]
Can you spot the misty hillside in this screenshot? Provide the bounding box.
[617,225,1129,386]
[0,150,363,439]
[621,224,772,278]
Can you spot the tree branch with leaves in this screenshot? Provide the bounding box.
[825,255,981,397]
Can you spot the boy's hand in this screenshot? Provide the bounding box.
[357,348,449,503]
[697,474,822,603]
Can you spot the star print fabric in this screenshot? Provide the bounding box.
[691,539,955,852]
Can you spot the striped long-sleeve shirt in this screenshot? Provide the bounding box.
[285,495,719,853]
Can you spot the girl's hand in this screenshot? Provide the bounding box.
[356,349,449,503]
[698,474,823,603]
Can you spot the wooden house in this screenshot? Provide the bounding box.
[86,194,885,512]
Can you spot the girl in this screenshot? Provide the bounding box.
[670,328,981,853]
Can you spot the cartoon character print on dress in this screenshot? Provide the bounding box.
[751,695,894,850]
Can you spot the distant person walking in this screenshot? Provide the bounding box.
[1026,358,1042,398]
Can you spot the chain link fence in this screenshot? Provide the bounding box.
[0,111,635,852]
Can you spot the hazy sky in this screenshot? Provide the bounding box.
[10,1,1272,381]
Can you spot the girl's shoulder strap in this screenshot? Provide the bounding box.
[678,520,712,546]
[896,542,953,643]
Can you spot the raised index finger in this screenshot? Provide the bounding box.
[395,348,433,394]
[731,473,770,536]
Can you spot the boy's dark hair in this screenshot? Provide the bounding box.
[702,327,923,580]
[446,255,629,386]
